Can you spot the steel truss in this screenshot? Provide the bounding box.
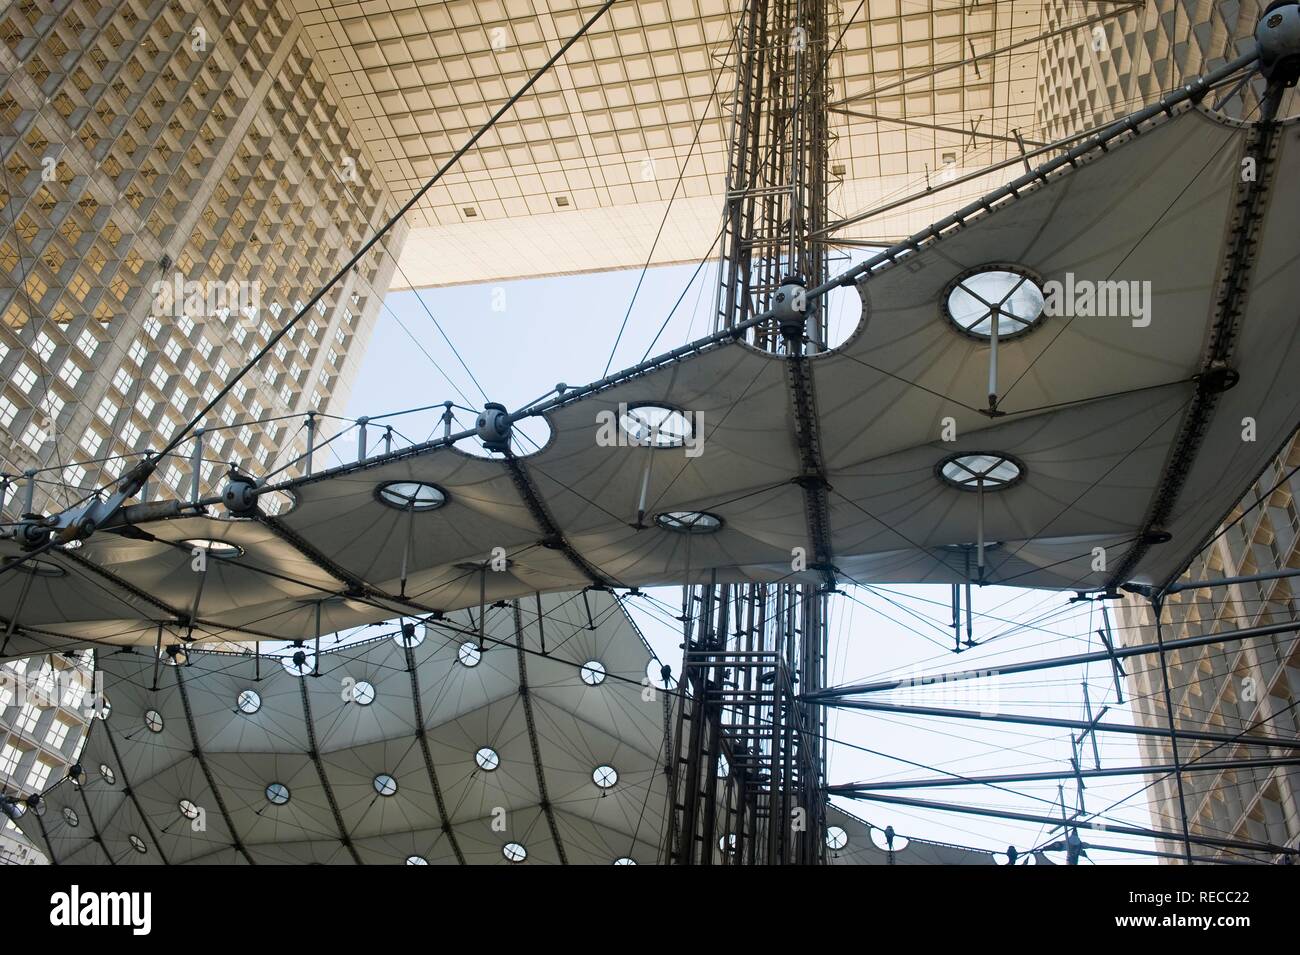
[665,0,833,865]
[814,579,1300,863]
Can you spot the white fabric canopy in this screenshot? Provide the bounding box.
[9,589,993,865]
[13,591,672,865]
[3,104,1297,654]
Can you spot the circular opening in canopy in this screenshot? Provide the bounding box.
[618,403,693,448]
[265,782,290,805]
[455,558,514,573]
[182,538,243,559]
[938,452,1023,491]
[237,689,261,714]
[179,799,200,820]
[475,747,500,771]
[144,709,164,733]
[406,855,428,865]
[869,827,910,852]
[580,660,606,686]
[376,480,448,512]
[454,412,553,460]
[655,510,723,534]
[129,834,147,854]
[257,489,297,517]
[645,659,673,690]
[63,807,79,827]
[351,680,376,705]
[99,764,115,785]
[373,773,398,797]
[825,826,849,850]
[614,857,637,865]
[394,622,424,648]
[281,649,316,677]
[162,643,190,667]
[943,267,1045,340]
[593,765,619,789]
[820,280,866,350]
[503,842,527,863]
[939,541,1004,553]
[458,642,482,668]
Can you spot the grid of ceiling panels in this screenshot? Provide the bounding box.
[288,0,1086,287]
[0,0,402,518]
[292,0,739,286]
[829,0,1049,241]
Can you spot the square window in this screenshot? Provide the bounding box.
[27,760,51,790]
[45,720,69,749]
[21,421,47,452]
[33,332,56,363]
[11,362,38,393]
[0,744,21,776]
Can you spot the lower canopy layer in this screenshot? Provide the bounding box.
[8,589,991,865]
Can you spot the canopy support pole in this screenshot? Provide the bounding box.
[304,411,317,477]
[150,623,162,692]
[1151,594,1195,864]
[190,428,204,503]
[807,615,1300,699]
[820,696,1300,750]
[1098,601,1125,703]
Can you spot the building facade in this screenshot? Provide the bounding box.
[1113,435,1300,862]
[0,650,95,863]
[1037,0,1278,138]
[0,0,406,861]
[1,0,403,520]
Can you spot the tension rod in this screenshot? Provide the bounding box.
[805,615,1300,699]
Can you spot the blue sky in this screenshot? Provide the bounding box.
[338,263,1164,864]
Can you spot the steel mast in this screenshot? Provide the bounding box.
[667,0,834,865]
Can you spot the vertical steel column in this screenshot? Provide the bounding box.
[190,428,204,503]
[1151,596,1195,863]
[669,0,831,866]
